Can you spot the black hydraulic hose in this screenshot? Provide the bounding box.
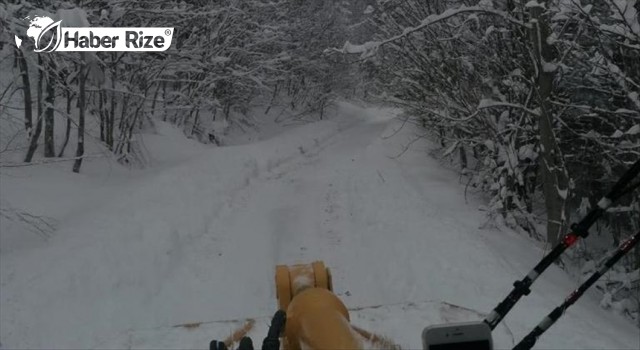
[513,230,640,350]
[484,159,640,330]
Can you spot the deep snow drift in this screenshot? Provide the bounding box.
[1,102,638,349]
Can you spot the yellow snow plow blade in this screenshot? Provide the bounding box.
[275,261,362,350]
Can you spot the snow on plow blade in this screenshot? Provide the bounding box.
[275,261,333,311]
[276,261,399,350]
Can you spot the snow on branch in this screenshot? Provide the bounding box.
[524,1,546,9]
[338,41,381,56]
[477,99,541,116]
[550,100,640,116]
[329,4,530,58]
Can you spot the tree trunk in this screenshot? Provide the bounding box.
[24,56,43,163]
[16,47,32,138]
[44,60,55,157]
[58,89,72,157]
[150,82,162,117]
[530,3,569,245]
[73,54,86,173]
[99,89,105,142]
[119,95,129,131]
[264,82,279,114]
[191,108,200,137]
[108,70,116,150]
[162,81,168,122]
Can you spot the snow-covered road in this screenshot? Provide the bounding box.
[1,102,638,349]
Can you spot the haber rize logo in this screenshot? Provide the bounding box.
[15,16,62,52]
[15,15,174,52]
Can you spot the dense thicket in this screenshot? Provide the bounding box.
[355,0,639,319]
[357,0,639,242]
[0,0,358,169]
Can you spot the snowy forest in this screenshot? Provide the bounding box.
[1,0,639,349]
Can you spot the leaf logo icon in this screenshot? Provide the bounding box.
[34,20,62,53]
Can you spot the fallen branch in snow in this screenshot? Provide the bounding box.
[0,154,105,168]
[0,206,57,239]
[380,113,413,140]
[389,133,429,159]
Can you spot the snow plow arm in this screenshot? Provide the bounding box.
[210,261,397,350]
[276,261,362,350]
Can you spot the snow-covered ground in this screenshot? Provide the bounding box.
[1,102,638,349]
